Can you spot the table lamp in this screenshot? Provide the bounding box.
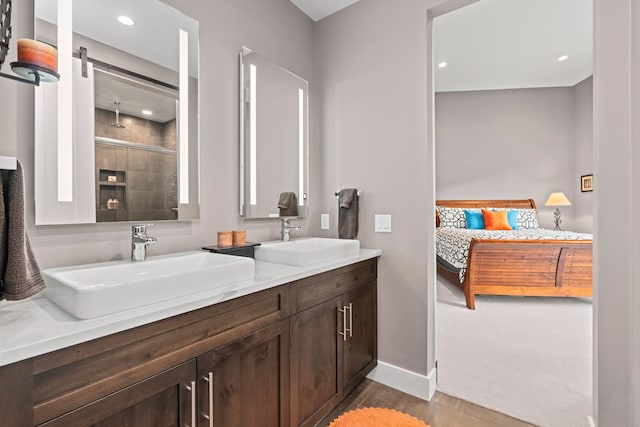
[545,192,571,231]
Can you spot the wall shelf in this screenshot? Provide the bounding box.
[98,181,127,187]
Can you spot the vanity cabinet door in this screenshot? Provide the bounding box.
[289,296,344,427]
[343,280,377,395]
[38,360,197,427]
[196,320,290,427]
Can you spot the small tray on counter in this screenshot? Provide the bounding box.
[202,242,261,258]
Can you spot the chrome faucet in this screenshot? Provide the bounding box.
[131,224,157,261]
[280,218,301,241]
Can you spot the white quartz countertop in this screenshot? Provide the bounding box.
[0,248,381,368]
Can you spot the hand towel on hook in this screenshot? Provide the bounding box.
[278,192,298,217]
[0,160,45,300]
[338,188,359,239]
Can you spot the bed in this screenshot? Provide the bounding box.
[436,199,592,309]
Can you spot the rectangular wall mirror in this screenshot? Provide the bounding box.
[239,48,309,218]
[34,0,200,225]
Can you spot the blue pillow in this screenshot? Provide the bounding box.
[464,210,485,229]
[507,210,519,230]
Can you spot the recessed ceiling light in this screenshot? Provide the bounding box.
[438,62,448,68]
[142,109,153,115]
[118,16,135,26]
[557,55,569,62]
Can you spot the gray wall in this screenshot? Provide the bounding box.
[572,77,594,233]
[435,80,594,232]
[313,0,437,376]
[435,86,577,230]
[2,0,315,270]
[593,1,640,425]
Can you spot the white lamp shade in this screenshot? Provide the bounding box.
[545,192,571,207]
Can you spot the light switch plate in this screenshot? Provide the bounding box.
[321,214,330,230]
[375,214,392,233]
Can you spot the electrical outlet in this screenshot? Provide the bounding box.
[375,215,392,233]
[321,214,330,230]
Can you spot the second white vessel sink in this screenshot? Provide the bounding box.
[254,238,360,266]
[43,251,255,319]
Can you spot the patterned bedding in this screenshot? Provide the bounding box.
[436,227,593,283]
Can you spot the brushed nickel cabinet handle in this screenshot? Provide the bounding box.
[186,381,196,427]
[347,302,353,338]
[202,372,214,427]
[338,306,348,341]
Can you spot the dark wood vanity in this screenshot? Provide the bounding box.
[0,258,377,427]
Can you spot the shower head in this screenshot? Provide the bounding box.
[110,101,126,128]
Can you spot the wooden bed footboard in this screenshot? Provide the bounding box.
[439,239,593,309]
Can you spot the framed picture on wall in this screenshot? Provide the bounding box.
[581,174,593,192]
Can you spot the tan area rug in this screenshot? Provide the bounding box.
[329,407,429,427]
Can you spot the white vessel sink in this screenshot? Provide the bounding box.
[254,238,360,266]
[43,251,255,319]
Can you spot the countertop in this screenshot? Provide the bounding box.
[0,248,381,368]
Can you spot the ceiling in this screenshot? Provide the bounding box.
[290,0,359,21]
[36,0,196,121]
[290,0,592,92]
[36,0,199,75]
[434,0,593,92]
[94,71,177,122]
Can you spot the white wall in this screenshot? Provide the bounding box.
[435,86,577,230]
[1,0,315,270]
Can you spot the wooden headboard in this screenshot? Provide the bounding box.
[435,199,537,227]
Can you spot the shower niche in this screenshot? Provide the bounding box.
[97,168,127,222]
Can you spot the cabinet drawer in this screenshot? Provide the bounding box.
[39,360,196,427]
[291,259,377,313]
[32,285,289,425]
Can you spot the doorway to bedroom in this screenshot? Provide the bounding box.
[432,1,594,426]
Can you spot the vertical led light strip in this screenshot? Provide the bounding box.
[179,29,189,204]
[238,54,244,215]
[249,64,257,206]
[298,88,305,206]
[57,0,73,202]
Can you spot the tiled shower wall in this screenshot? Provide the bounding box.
[95,109,177,149]
[95,109,177,221]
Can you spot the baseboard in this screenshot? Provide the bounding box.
[587,416,596,427]
[366,361,437,401]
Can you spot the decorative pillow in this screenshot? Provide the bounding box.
[507,210,519,230]
[436,207,467,228]
[464,210,485,229]
[482,209,512,230]
[517,208,540,229]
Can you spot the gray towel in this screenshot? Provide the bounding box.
[338,188,359,239]
[0,161,45,301]
[278,192,298,217]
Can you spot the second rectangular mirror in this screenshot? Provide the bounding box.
[239,48,309,218]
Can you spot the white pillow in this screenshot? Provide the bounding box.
[516,208,540,229]
[436,207,468,228]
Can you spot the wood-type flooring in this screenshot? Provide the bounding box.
[318,379,536,427]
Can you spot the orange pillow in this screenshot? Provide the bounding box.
[481,209,513,230]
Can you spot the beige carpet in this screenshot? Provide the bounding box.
[436,275,592,427]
